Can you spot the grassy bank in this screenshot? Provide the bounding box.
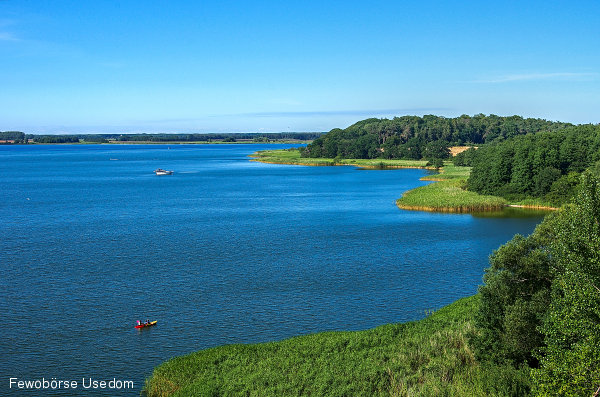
[144,295,530,396]
[250,149,429,168]
[506,198,559,210]
[251,149,556,213]
[396,165,559,212]
[251,149,506,213]
[396,165,508,213]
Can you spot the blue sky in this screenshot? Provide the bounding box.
[1,0,599,133]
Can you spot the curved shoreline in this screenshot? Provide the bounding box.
[397,200,556,213]
[395,203,505,213]
[250,158,434,170]
[145,296,482,396]
[251,151,509,213]
[251,150,559,213]
[144,151,551,395]
[507,204,558,211]
[397,175,557,213]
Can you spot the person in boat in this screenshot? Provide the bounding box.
[145,319,150,325]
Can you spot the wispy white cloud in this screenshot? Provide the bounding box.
[0,31,19,41]
[0,17,20,41]
[98,61,127,69]
[475,72,598,83]
[218,107,455,118]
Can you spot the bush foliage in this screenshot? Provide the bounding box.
[467,125,600,205]
[475,173,600,396]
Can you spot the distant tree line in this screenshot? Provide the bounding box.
[0,131,28,143]
[113,132,322,142]
[301,114,572,160]
[33,135,81,143]
[1,132,322,144]
[464,124,600,205]
[2,134,109,143]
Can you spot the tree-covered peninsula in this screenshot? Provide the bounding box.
[255,115,600,210]
[300,114,571,160]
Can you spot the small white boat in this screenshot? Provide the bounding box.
[154,168,173,175]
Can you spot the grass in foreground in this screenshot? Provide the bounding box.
[144,296,530,397]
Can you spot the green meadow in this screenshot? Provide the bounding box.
[144,295,530,396]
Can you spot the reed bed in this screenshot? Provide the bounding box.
[252,151,509,213]
[397,166,507,212]
[144,296,529,397]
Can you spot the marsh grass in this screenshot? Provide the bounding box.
[397,165,507,212]
[252,151,507,212]
[508,198,558,210]
[144,296,530,396]
[396,179,507,212]
[250,149,429,169]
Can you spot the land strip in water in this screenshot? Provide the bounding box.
[395,165,507,213]
[251,149,553,213]
[249,148,431,168]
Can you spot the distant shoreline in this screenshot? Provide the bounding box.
[1,140,312,145]
[107,140,311,145]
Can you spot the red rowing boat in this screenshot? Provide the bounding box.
[135,321,157,329]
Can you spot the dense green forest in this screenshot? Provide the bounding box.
[300,114,572,160]
[464,124,600,205]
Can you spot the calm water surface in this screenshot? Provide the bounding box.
[0,144,545,395]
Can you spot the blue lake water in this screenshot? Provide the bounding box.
[0,144,545,395]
